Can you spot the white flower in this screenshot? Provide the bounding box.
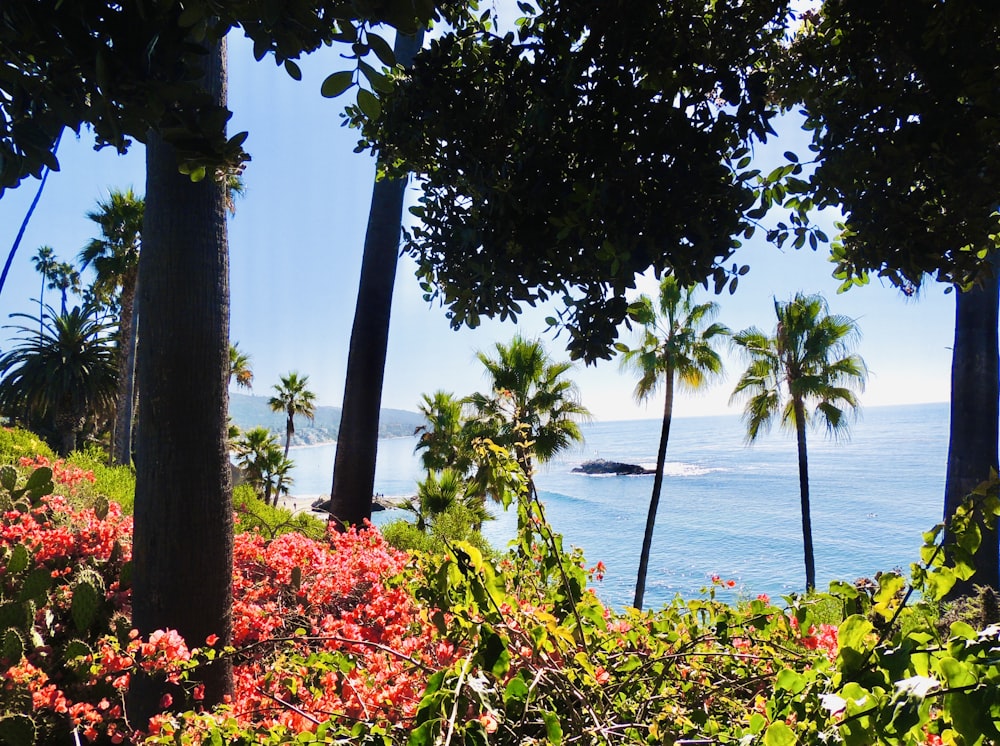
[977,624,1000,640]
[894,675,940,699]
[466,670,493,695]
[820,693,847,714]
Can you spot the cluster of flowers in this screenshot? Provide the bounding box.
[3,455,868,746]
[228,525,456,730]
[1,465,455,743]
[19,454,98,493]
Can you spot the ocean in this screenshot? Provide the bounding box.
[286,402,950,610]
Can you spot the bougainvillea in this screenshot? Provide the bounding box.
[2,454,999,746]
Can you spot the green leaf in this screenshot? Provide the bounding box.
[775,668,806,694]
[367,33,396,67]
[504,675,529,707]
[284,59,302,81]
[764,721,796,746]
[360,61,392,93]
[838,614,874,651]
[357,88,382,120]
[939,656,977,688]
[321,70,354,98]
[541,711,562,745]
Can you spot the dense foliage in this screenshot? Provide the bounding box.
[1,444,999,745]
[785,0,1000,289]
[368,0,791,361]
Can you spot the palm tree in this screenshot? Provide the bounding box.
[466,335,590,477]
[0,303,117,455]
[79,187,144,466]
[327,30,425,528]
[414,390,470,473]
[621,276,729,610]
[268,372,317,458]
[130,39,233,722]
[731,293,868,592]
[31,246,57,336]
[234,426,293,506]
[48,261,81,314]
[403,468,492,532]
[228,342,254,391]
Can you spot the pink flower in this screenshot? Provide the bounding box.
[159,693,172,709]
[477,712,498,733]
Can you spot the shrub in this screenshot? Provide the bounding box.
[232,483,326,540]
[0,426,55,465]
[5,447,1000,746]
[382,503,495,556]
[65,447,137,513]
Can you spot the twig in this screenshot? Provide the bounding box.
[234,634,432,671]
[254,686,323,725]
[443,656,473,746]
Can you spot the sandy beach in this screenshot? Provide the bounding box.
[276,493,411,516]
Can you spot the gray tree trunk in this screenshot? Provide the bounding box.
[944,256,1000,594]
[633,368,674,611]
[328,31,424,527]
[129,37,234,726]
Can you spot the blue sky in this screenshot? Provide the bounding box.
[0,33,955,423]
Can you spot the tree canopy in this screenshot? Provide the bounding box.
[786,0,1000,288]
[0,0,456,192]
[368,0,790,362]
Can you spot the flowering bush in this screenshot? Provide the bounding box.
[2,452,1000,746]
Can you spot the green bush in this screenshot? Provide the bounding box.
[0,426,55,465]
[65,447,136,513]
[382,503,496,556]
[233,483,327,541]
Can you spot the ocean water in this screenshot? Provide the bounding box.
[287,402,950,609]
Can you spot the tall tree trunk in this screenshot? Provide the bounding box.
[793,396,816,592]
[944,257,1000,594]
[633,369,675,611]
[111,270,138,465]
[328,30,425,528]
[129,38,234,726]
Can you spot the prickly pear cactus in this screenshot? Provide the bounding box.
[0,713,35,746]
[70,568,106,633]
[0,465,17,491]
[0,465,54,513]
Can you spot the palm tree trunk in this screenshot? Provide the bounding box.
[944,256,1000,594]
[38,275,44,339]
[129,37,233,726]
[792,396,816,592]
[111,270,138,465]
[633,369,674,610]
[328,30,425,528]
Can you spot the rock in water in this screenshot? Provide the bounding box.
[572,459,654,475]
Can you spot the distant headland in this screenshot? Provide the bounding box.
[228,392,423,446]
